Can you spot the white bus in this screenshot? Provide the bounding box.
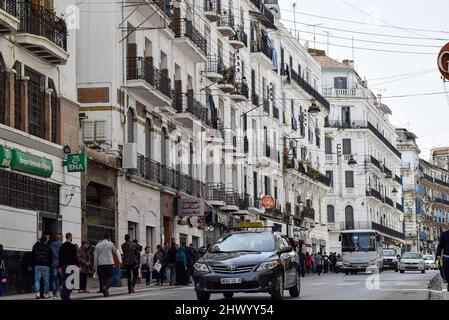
[340,229,384,275]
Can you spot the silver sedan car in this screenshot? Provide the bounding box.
[399,252,425,273]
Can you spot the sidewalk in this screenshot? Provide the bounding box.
[0,281,187,300]
[428,272,448,300]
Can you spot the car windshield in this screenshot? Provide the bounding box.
[341,233,376,252]
[383,250,396,257]
[402,252,422,259]
[209,233,275,253]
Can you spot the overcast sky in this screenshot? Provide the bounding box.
[278,0,449,160]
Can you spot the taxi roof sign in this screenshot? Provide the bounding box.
[239,222,264,228]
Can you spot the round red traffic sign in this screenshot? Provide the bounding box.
[261,195,275,209]
[438,42,449,80]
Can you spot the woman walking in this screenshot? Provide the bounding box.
[305,252,312,275]
[141,246,153,285]
[175,245,187,285]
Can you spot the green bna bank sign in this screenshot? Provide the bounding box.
[0,146,53,177]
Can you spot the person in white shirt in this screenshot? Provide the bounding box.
[93,233,119,297]
[141,246,154,285]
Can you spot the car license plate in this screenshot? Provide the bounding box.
[221,278,242,284]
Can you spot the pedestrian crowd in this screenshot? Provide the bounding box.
[0,232,200,299]
[296,248,341,277]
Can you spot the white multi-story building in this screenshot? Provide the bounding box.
[0,0,80,292]
[311,50,404,253]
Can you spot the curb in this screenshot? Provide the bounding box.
[428,274,443,300]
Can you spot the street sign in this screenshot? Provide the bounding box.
[438,42,449,80]
[0,146,12,168]
[239,221,263,228]
[261,195,275,209]
[66,153,87,172]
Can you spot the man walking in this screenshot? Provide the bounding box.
[31,235,52,299]
[59,233,78,300]
[94,233,118,297]
[49,233,63,298]
[298,248,306,277]
[436,228,449,291]
[77,240,91,293]
[167,243,177,286]
[122,235,138,293]
[314,252,323,276]
[322,252,329,274]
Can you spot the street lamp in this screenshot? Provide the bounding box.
[347,155,357,168]
[392,188,398,194]
[308,100,320,116]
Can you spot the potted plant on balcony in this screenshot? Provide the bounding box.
[219,66,235,85]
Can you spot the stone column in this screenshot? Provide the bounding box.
[44,88,52,141]
[5,71,15,127]
[19,77,28,133]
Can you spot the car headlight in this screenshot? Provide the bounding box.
[194,263,210,273]
[256,260,279,271]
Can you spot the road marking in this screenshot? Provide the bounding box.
[376,289,429,291]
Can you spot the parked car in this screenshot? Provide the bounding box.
[193,231,300,301]
[382,249,399,272]
[399,252,425,273]
[423,255,437,270]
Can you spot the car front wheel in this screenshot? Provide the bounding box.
[289,272,300,298]
[271,275,284,300]
[400,270,405,273]
[421,269,425,274]
[196,291,211,301]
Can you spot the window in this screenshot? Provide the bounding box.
[253,171,258,199]
[341,107,351,126]
[14,62,21,130]
[342,139,352,155]
[26,67,45,139]
[334,77,347,89]
[128,221,138,241]
[300,147,307,160]
[127,108,135,143]
[325,137,332,154]
[264,176,271,195]
[345,171,354,188]
[345,205,354,229]
[327,205,335,223]
[146,226,154,249]
[48,79,58,143]
[145,119,152,159]
[326,170,334,187]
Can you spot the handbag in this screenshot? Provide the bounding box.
[154,262,162,273]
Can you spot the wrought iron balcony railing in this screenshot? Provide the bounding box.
[272,105,279,119]
[174,93,209,124]
[385,196,394,207]
[206,54,226,74]
[301,207,315,220]
[251,37,273,61]
[232,81,249,98]
[172,18,207,56]
[249,0,274,26]
[367,121,401,159]
[217,10,235,30]
[151,0,172,17]
[396,203,403,212]
[127,57,172,98]
[17,0,67,50]
[290,68,329,111]
[203,0,221,14]
[231,26,248,47]
[370,155,382,170]
[1,0,16,16]
[366,188,383,202]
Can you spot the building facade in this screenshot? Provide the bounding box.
[312,50,404,253]
[0,0,79,293]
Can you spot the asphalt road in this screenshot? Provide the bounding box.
[90,269,438,301]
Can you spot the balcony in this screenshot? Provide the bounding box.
[217,66,235,93]
[285,158,331,187]
[435,198,449,207]
[250,38,273,69]
[325,120,367,129]
[230,81,249,102]
[131,156,204,198]
[369,155,382,171]
[334,221,404,240]
[252,93,260,107]
[203,0,221,22]
[367,122,401,159]
[204,183,226,206]
[86,204,115,245]
[127,57,172,105]
[229,26,247,49]
[172,18,207,63]
[217,11,235,37]
[174,93,209,128]
[385,196,394,208]
[289,68,329,111]
[248,0,276,30]
[16,0,68,65]
[0,0,19,33]
[434,177,449,189]
[264,202,284,220]
[322,87,370,98]
[366,189,383,203]
[205,54,225,82]
[395,175,402,185]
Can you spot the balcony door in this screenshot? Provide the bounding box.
[345,205,354,230]
[341,106,351,127]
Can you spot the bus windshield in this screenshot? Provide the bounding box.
[342,233,377,252]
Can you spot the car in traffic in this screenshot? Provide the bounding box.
[399,252,425,273]
[193,231,300,301]
[382,249,399,272]
[423,255,437,270]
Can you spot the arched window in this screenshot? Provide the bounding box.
[161,127,168,166]
[145,119,152,159]
[345,205,354,230]
[327,205,335,223]
[127,108,135,143]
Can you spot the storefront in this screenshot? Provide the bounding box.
[161,192,175,245]
[174,194,205,247]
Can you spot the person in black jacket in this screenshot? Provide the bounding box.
[59,233,78,300]
[167,243,177,285]
[31,235,52,299]
[436,229,449,291]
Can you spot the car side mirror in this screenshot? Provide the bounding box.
[279,246,293,254]
[198,246,207,256]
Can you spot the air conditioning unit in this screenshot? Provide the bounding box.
[83,121,95,143]
[95,120,107,143]
[122,143,137,169]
